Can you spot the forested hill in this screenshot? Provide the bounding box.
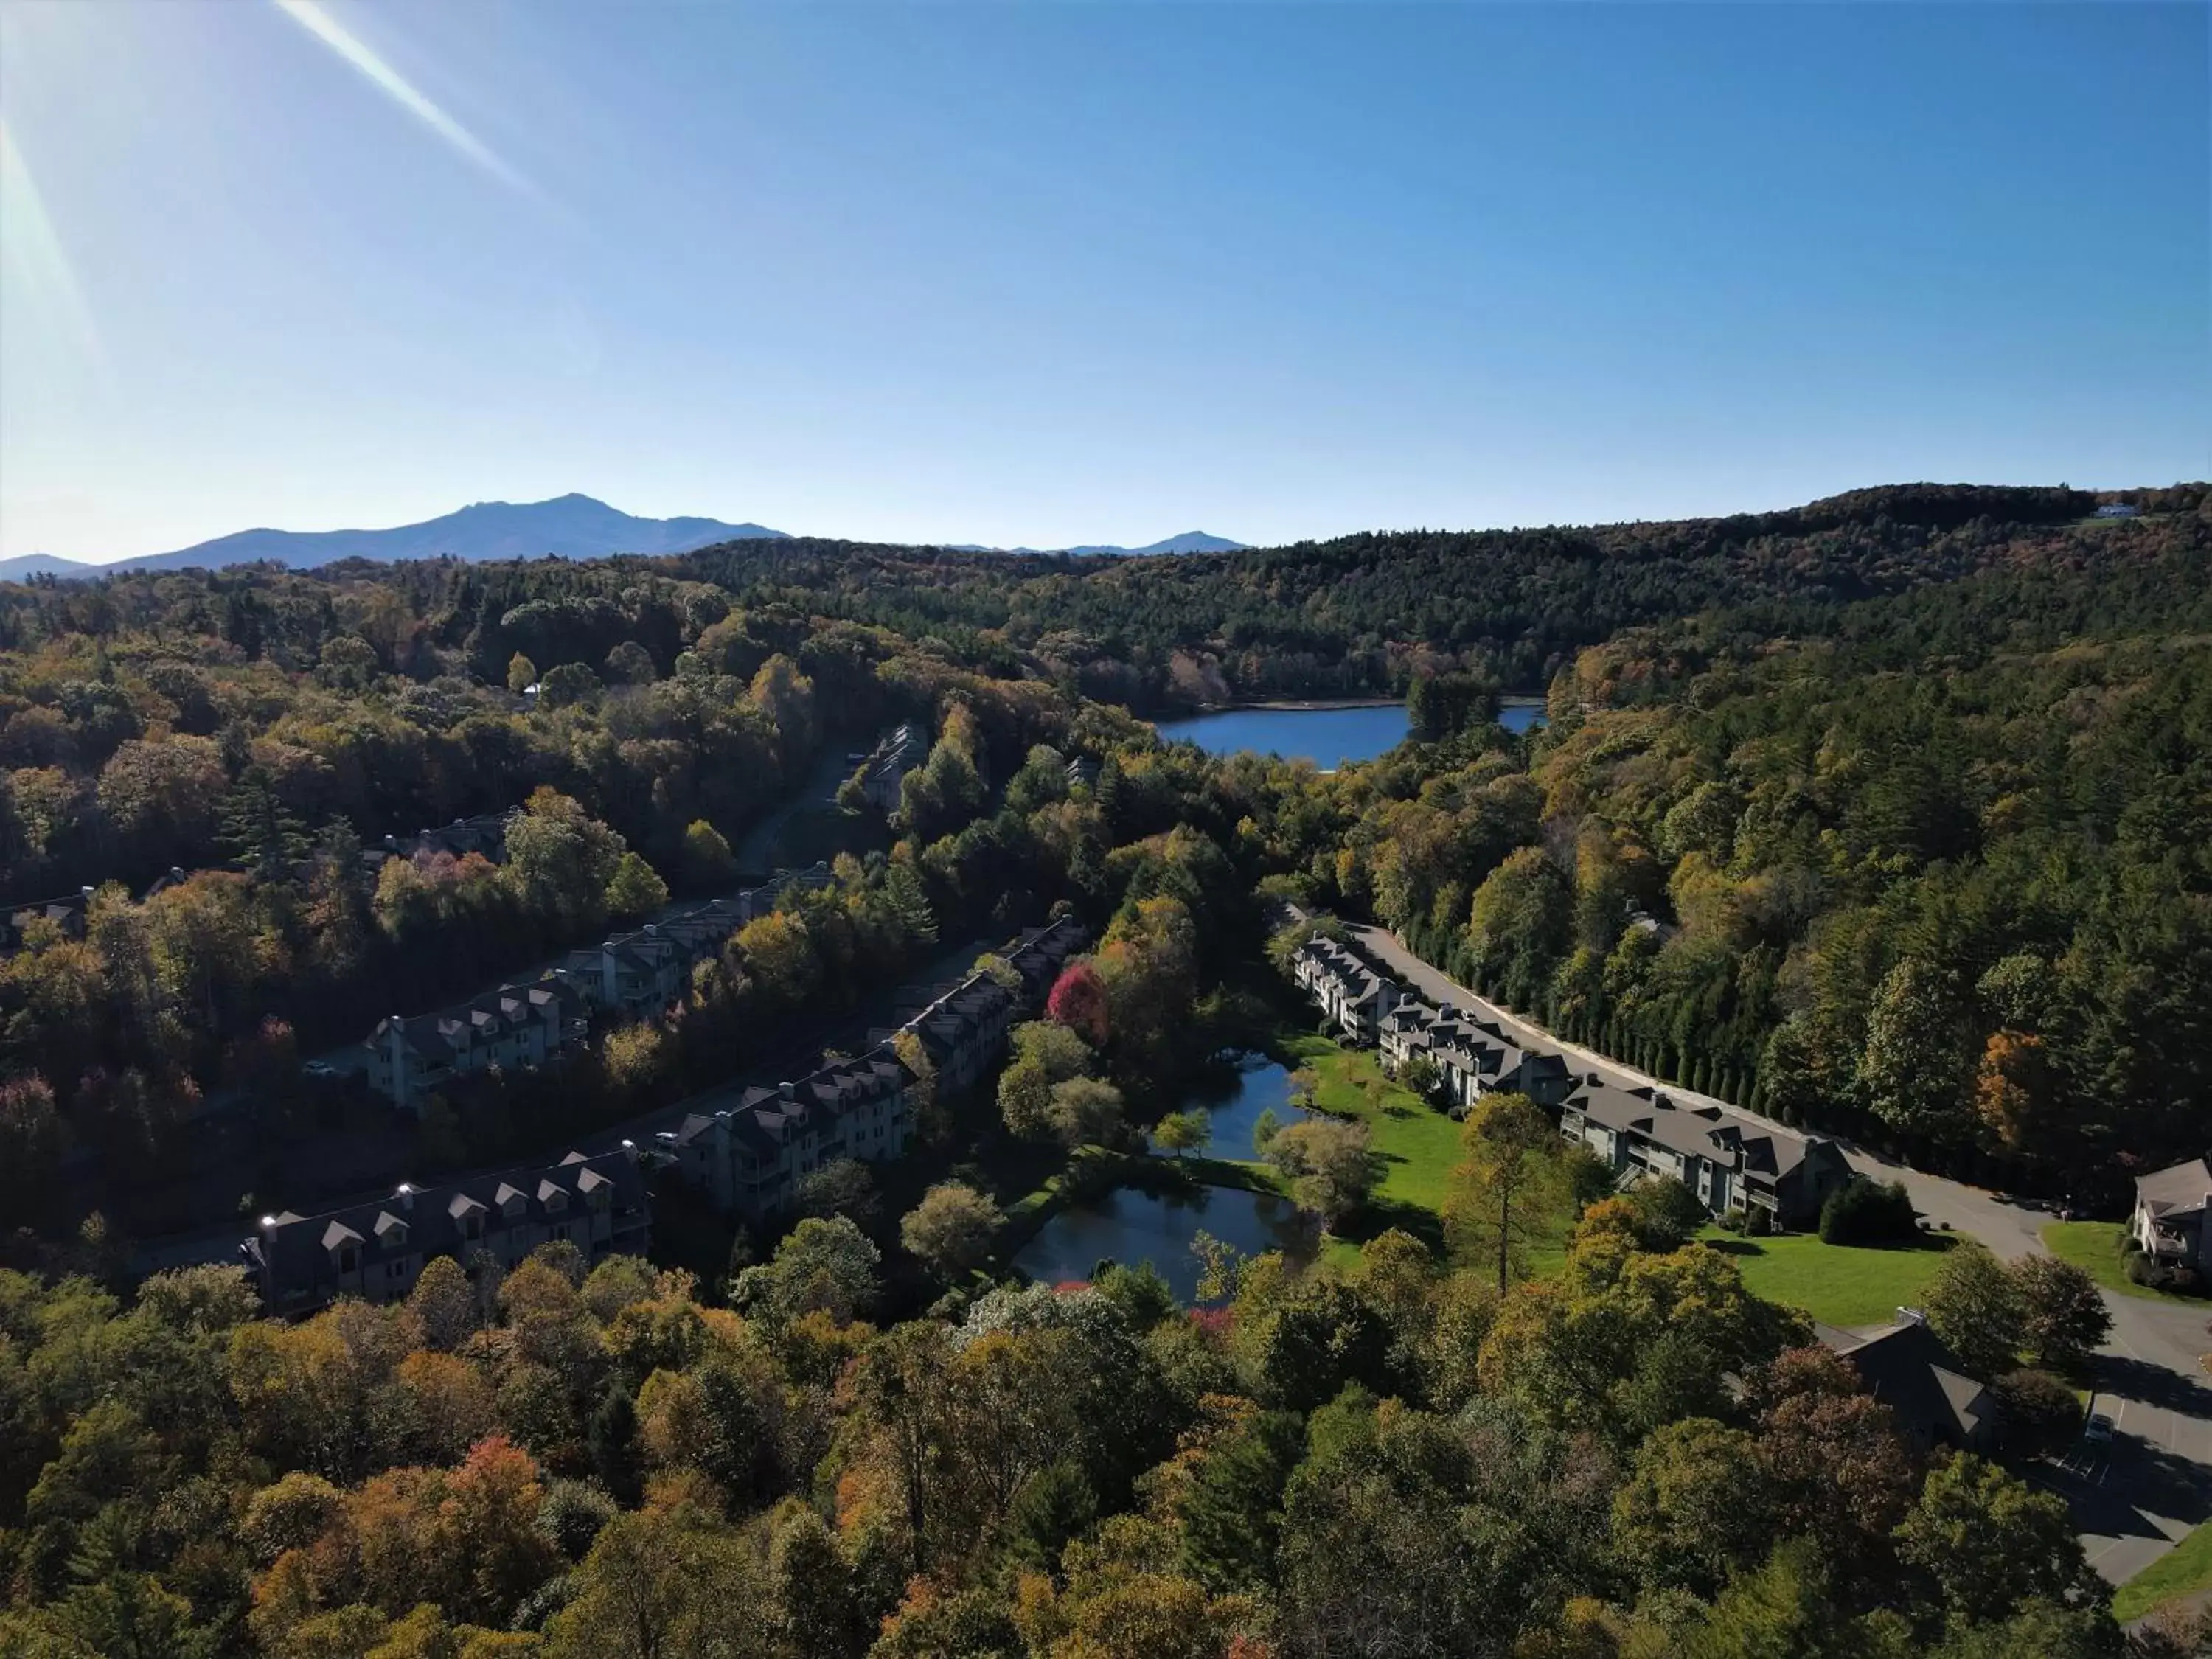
[672,483,2211,707]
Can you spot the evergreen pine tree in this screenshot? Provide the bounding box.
[588,1383,641,1504]
[885,860,938,946]
[217,766,309,877]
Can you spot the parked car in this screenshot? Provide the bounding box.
[302,1060,340,1080]
[2084,1412,2116,1446]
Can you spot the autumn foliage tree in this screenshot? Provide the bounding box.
[1046,959,1110,1046]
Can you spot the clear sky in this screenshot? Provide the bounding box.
[1,1,2205,563]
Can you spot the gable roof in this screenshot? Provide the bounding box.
[1567,1079,1827,1184]
[674,1040,917,1162]
[2135,1158,2212,1220]
[369,975,581,1060]
[244,1148,647,1304]
[1818,1318,1992,1444]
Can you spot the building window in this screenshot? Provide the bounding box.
[338,1248,358,1273]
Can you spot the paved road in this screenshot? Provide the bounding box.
[736,743,858,874]
[1345,921,2212,1594]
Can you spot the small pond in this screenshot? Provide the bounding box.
[1157,699,1545,768]
[1155,1051,1310,1160]
[1015,1054,1320,1304]
[1011,1183,1318,1305]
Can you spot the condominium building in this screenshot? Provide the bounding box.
[240,1146,650,1315]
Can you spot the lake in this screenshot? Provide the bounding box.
[1157,700,1544,767]
[1010,1183,1318,1304]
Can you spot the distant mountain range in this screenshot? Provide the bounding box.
[0,498,1247,580]
[0,495,790,580]
[946,532,1248,557]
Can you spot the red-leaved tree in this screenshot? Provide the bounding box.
[1045,961,1108,1046]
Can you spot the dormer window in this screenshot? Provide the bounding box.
[495,1183,528,1219]
[538,1180,568,1213]
[451,1193,488,1240]
[323,1220,365,1275]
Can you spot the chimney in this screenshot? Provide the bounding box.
[394,1182,415,1211]
[779,1080,798,1102]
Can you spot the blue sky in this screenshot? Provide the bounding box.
[1,1,2205,562]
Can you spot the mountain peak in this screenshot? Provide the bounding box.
[37,496,790,575]
[1056,530,1248,557]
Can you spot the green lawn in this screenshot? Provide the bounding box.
[1695,1227,1954,1329]
[1267,1031,1576,1273]
[1276,1032,1464,1216]
[2115,1520,2212,1622]
[2042,1220,2204,1305]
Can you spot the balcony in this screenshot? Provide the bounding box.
[2147,1226,2196,1259]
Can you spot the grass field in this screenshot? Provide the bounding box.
[1696,1227,1954,1328]
[2115,1520,2212,1622]
[1276,1031,1464,1215]
[2043,1220,2205,1306]
[1218,1030,1925,1314]
[1266,1030,1579,1273]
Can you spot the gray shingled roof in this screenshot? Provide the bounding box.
[247,1149,646,1304]
[2135,1158,2212,1220]
[1567,1080,1817,1181]
[1819,1319,1992,1445]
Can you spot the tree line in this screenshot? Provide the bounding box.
[0,1143,2169,1659]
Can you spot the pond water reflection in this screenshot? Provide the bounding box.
[1016,1054,1322,1304]
[1158,1053,1310,1159]
[1010,1183,1318,1305]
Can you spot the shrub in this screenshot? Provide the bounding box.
[1624,1175,1708,1251]
[1819,1177,1918,1246]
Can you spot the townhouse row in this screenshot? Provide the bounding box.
[851,723,924,813]
[240,1145,653,1317]
[245,914,1090,1312]
[363,865,832,1110]
[1288,931,1848,1229]
[1380,999,1576,1112]
[668,915,1088,1223]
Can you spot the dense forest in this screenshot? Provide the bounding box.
[0,1199,2166,1658]
[1,483,2208,1656]
[1244,503,2212,1197]
[661,482,2210,706]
